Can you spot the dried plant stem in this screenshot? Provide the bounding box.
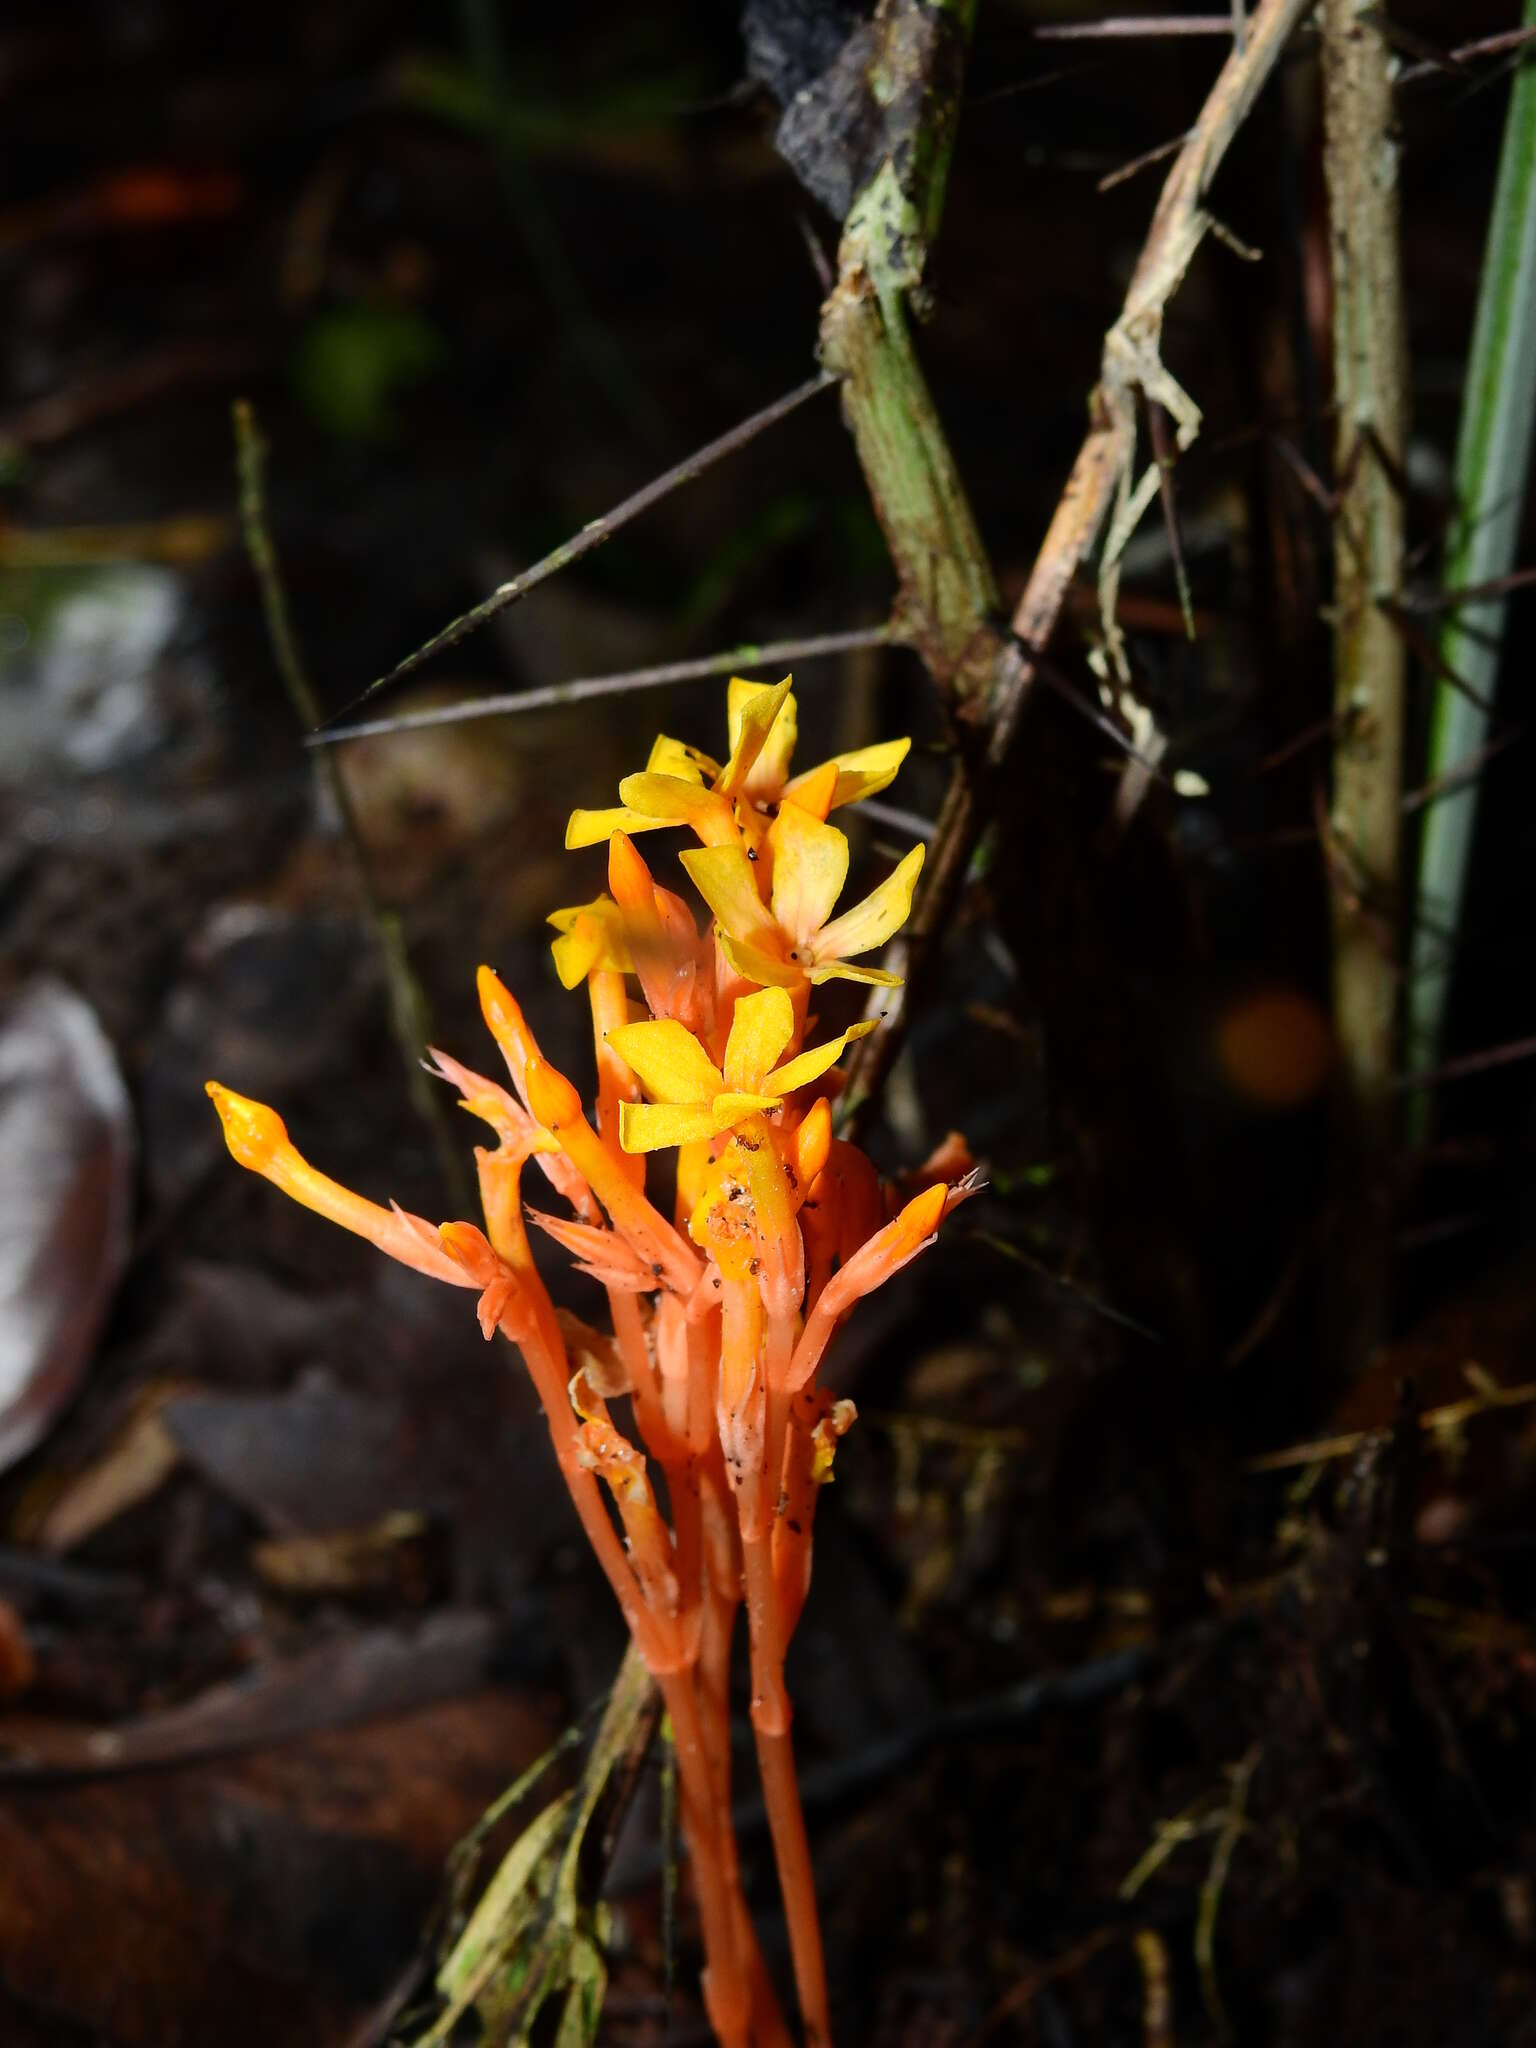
[1321,0,1409,1371]
[841,0,1313,1116]
[310,623,902,746]
[232,399,474,1215]
[817,0,999,706]
[993,0,1314,757]
[324,372,836,728]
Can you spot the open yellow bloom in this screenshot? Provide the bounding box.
[681,808,924,989]
[608,985,873,1152]
[565,675,911,849]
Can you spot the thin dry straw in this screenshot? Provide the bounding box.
[309,625,900,746]
[320,373,838,730]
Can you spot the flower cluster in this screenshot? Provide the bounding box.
[207,677,972,2048]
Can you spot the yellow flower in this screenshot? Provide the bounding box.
[680,807,924,988]
[564,674,911,849]
[545,896,633,990]
[607,985,872,1152]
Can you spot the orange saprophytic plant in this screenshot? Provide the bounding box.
[207,676,974,2048]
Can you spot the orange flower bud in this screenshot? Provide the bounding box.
[439,1221,524,1338]
[891,1180,947,1255]
[787,1177,953,1391]
[206,1082,287,1171]
[476,964,543,1091]
[793,1098,832,1188]
[523,1054,583,1132]
[607,828,654,907]
[205,1082,467,1286]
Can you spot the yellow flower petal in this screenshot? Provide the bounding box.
[725,677,770,755]
[679,845,780,948]
[712,1089,782,1123]
[619,1100,729,1153]
[787,736,911,811]
[547,898,607,936]
[723,986,796,1091]
[717,675,793,798]
[618,771,718,821]
[812,844,924,961]
[646,733,716,783]
[546,898,632,990]
[716,929,803,989]
[782,758,837,821]
[565,805,670,849]
[763,1018,875,1096]
[807,960,904,987]
[727,676,798,797]
[616,773,736,847]
[606,1018,723,1105]
[768,803,849,949]
[549,923,600,989]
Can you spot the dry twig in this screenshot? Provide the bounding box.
[843,0,1316,1117]
[233,400,473,1213]
[322,373,836,729]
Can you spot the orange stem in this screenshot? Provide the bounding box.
[772,1395,821,1641]
[742,1518,832,2047]
[658,1664,754,2048]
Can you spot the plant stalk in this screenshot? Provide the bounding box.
[1321,0,1409,1370]
[816,0,1002,705]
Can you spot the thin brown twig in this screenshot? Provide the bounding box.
[1400,729,1522,814]
[1144,394,1197,638]
[308,624,902,746]
[968,62,1104,108]
[1360,9,1470,72]
[1037,15,1258,40]
[966,1928,1124,2046]
[1258,712,1348,773]
[1098,131,1192,192]
[321,372,837,730]
[1397,23,1536,85]
[1397,563,1536,615]
[1376,596,1497,718]
[233,400,475,1215]
[1245,1377,1536,1471]
[1394,1031,1536,1093]
[1,341,259,450]
[993,0,1314,767]
[845,0,1313,1123]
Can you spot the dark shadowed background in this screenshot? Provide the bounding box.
[2,3,1535,2044]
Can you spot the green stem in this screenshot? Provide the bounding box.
[1321,0,1410,1370]
[815,0,1002,704]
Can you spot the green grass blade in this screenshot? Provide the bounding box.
[1408,9,1536,1102]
